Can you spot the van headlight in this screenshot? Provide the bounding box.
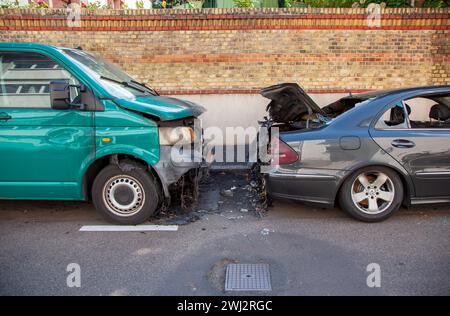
[159,127,196,145]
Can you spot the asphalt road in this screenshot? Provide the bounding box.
[0,171,449,296]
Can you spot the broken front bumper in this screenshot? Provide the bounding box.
[153,145,204,198]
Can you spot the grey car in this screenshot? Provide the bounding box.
[261,83,450,222]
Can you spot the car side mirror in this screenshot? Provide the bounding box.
[49,80,71,110]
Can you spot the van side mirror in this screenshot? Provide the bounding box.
[49,80,102,111]
[49,80,71,110]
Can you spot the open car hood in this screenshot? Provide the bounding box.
[260,83,324,123]
[115,95,206,121]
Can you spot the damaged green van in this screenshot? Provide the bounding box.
[0,43,205,224]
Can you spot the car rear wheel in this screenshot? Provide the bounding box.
[339,166,403,222]
[92,164,159,225]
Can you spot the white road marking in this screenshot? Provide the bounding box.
[79,225,178,232]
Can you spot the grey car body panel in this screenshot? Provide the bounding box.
[370,126,450,197]
[265,85,450,207]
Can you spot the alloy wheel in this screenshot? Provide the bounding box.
[350,171,395,215]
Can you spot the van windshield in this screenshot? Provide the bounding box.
[60,48,157,98]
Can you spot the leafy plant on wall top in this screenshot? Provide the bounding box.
[0,0,16,8]
[136,0,145,8]
[422,0,447,7]
[80,1,113,9]
[28,0,49,8]
[233,0,261,7]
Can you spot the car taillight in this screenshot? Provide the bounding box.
[270,138,299,165]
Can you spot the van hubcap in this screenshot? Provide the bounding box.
[351,171,395,215]
[103,175,145,217]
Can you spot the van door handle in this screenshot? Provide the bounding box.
[391,139,415,148]
[0,114,12,121]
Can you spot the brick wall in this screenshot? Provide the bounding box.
[0,8,449,94]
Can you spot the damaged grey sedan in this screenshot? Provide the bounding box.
[260,83,450,222]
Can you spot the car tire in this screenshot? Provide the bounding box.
[339,166,403,222]
[92,163,160,225]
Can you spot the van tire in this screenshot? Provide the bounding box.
[92,164,159,225]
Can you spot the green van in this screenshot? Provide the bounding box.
[0,43,205,224]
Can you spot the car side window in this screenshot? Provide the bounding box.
[0,51,80,109]
[375,102,408,129]
[404,95,450,129]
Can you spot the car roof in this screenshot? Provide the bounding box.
[352,86,450,100]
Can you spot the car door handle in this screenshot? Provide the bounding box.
[391,139,415,148]
[0,114,12,121]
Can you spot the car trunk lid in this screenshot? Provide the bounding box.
[260,83,325,124]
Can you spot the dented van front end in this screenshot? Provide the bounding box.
[95,96,206,204]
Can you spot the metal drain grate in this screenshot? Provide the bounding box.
[225,263,272,291]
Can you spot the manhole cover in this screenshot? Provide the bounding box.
[225,263,271,291]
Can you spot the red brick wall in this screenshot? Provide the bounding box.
[0,8,448,94]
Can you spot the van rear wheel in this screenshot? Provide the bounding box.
[92,164,159,225]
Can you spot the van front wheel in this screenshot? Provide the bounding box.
[92,164,159,225]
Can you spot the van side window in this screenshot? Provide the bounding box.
[0,51,80,108]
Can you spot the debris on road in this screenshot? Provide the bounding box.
[161,213,201,226]
[153,169,269,226]
[260,228,274,236]
[227,215,244,220]
[220,189,234,197]
[169,168,205,210]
